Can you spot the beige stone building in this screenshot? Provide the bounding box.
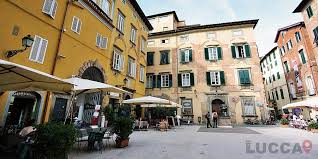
[294,0,318,66]
[260,47,290,116]
[145,11,266,125]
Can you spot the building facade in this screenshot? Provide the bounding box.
[0,0,152,127]
[294,0,318,67]
[146,12,266,125]
[275,22,318,105]
[260,47,290,115]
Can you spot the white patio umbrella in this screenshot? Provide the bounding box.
[282,97,318,109]
[123,96,180,108]
[64,77,131,94]
[0,59,73,92]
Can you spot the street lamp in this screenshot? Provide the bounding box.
[6,35,34,58]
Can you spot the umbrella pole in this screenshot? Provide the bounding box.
[64,91,75,124]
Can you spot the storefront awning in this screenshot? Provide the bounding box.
[282,97,318,109]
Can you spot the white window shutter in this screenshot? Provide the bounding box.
[76,19,81,33]
[72,17,78,32]
[42,0,53,14]
[133,63,136,77]
[96,33,101,47]
[29,36,41,61]
[120,55,124,71]
[112,52,117,69]
[37,39,48,63]
[50,1,57,18]
[101,37,107,48]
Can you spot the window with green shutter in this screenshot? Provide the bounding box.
[220,71,225,85]
[205,48,209,60]
[284,61,290,73]
[157,75,161,88]
[147,52,154,66]
[180,49,192,63]
[299,49,307,64]
[231,45,236,58]
[244,45,251,58]
[190,73,194,86]
[277,72,281,79]
[238,70,251,85]
[160,51,169,65]
[206,72,211,85]
[232,44,251,59]
[306,6,314,18]
[217,47,222,60]
[169,74,173,87]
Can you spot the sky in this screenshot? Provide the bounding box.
[137,0,303,57]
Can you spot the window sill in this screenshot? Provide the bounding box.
[147,64,154,66]
[242,115,258,118]
[160,63,170,65]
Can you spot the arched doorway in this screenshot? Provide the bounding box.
[5,91,41,128]
[212,99,228,117]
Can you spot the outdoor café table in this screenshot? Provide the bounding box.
[87,128,106,151]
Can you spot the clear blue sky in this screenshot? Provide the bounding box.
[137,0,303,57]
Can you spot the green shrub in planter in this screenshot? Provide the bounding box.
[280,118,289,125]
[34,122,78,159]
[112,116,134,140]
[308,122,318,129]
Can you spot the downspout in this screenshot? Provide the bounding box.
[42,0,72,123]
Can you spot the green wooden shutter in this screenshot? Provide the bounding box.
[239,70,244,85]
[152,75,156,88]
[181,51,185,63]
[245,70,251,84]
[277,72,281,79]
[169,74,173,88]
[190,73,194,86]
[244,45,251,58]
[157,75,161,88]
[300,51,306,64]
[231,46,236,58]
[217,47,222,60]
[206,72,211,85]
[178,74,182,87]
[220,71,225,85]
[189,50,193,62]
[205,48,209,60]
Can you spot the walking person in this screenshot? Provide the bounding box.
[212,110,218,128]
[205,112,213,128]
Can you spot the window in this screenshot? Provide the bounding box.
[122,0,126,4]
[161,39,169,44]
[275,61,278,66]
[161,74,170,88]
[112,49,124,71]
[101,0,110,15]
[127,57,136,78]
[181,73,191,87]
[238,69,251,85]
[146,74,154,88]
[276,89,279,100]
[272,91,275,100]
[306,6,314,18]
[280,88,285,99]
[269,56,272,62]
[284,61,290,73]
[205,47,222,60]
[96,33,107,49]
[268,92,271,100]
[241,97,256,116]
[160,51,169,65]
[289,82,297,99]
[141,37,146,52]
[233,30,243,36]
[71,16,81,34]
[163,27,169,31]
[139,65,145,82]
[270,64,273,69]
[295,32,301,42]
[277,72,281,80]
[280,46,286,56]
[269,77,272,83]
[313,27,318,44]
[281,31,285,39]
[117,11,125,33]
[180,49,192,63]
[42,0,57,18]
[29,35,48,64]
[287,40,293,50]
[306,76,316,95]
[207,33,216,39]
[272,74,276,81]
[231,44,251,59]
[207,71,225,86]
[299,49,307,64]
[147,52,154,66]
[181,99,193,115]
[147,40,155,46]
[180,35,189,42]
[130,25,137,44]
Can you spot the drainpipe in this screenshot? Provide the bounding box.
[41,0,72,123]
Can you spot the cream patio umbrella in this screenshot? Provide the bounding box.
[123,96,181,108]
[0,59,73,92]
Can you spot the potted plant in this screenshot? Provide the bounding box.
[308,121,318,133]
[34,122,78,159]
[280,118,289,128]
[112,116,134,148]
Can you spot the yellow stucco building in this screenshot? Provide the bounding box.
[0,0,152,127]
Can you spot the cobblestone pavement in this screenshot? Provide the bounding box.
[69,126,318,159]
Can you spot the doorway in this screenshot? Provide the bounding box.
[211,99,228,117]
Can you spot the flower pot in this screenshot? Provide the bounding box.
[280,124,289,128]
[311,128,318,133]
[116,138,130,148]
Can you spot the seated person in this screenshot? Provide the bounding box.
[19,119,36,138]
